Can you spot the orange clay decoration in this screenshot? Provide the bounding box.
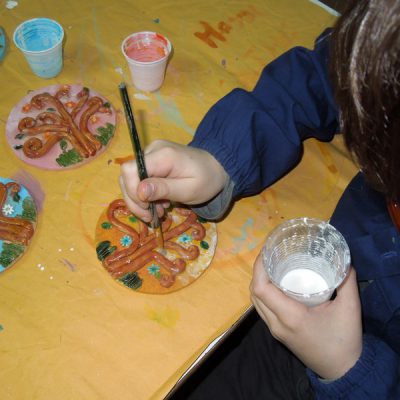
[95,199,217,293]
[17,86,111,159]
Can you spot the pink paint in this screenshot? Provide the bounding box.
[124,32,169,63]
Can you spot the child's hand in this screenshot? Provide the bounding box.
[250,254,362,380]
[119,139,228,222]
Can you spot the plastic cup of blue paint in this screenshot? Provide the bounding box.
[13,18,64,79]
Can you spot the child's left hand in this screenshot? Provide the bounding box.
[250,253,363,380]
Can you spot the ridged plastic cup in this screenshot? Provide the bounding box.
[121,31,171,92]
[262,217,350,307]
[13,18,64,79]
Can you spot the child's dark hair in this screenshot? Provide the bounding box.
[331,0,400,201]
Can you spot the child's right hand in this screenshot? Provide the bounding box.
[119,139,229,222]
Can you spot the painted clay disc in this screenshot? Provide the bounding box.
[0,178,37,272]
[95,200,217,294]
[6,84,117,170]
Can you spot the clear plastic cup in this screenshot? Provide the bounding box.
[262,217,351,307]
[121,31,171,92]
[13,18,64,79]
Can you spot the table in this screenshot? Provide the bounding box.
[0,1,356,399]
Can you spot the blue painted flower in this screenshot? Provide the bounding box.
[120,235,133,247]
[178,233,192,244]
[147,264,160,276]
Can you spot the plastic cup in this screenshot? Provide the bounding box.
[262,217,350,307]
[121,31,171,92]
[13,18,64,79]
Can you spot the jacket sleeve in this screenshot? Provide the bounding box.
[307,334,400,399]
[189,29,339,202]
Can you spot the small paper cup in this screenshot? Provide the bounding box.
[13,18,64,79]
[262,217,351,307]
[121,31,171,92]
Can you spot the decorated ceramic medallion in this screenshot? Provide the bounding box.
[0,178,37,272]
[6,84,116,170]
[95,199,217,294]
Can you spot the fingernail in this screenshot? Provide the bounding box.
[143,183,155,199]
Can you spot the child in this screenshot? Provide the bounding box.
[119,0,400,398]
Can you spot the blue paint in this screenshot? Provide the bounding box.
[13,18,64,78]
[0,27,6,61]
[154,93,195,136]
[231,218,258,254]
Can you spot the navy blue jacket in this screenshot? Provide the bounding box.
[190,31,400,399]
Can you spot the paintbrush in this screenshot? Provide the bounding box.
[119,82,164,249]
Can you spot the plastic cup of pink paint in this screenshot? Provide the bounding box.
[121,31,172,92]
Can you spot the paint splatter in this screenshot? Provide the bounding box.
[134,93,150,101]
[0,325,3,332]
[115,67,123,75]
[221,59,226,68]
[145,305,180,328]
[232,218,258,253]
[58,258,77,271]
[153,18,160,24]
[6,1,18,9]
[154,94,195,136]
[114,155,134,165]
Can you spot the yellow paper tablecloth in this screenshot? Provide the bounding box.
[0,1,356,399]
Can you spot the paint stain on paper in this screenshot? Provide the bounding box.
[145,305,180,328]
[232,218,258,252]
[58,258,77,271]
[6,1,18,9]
[134,93,150,101]
[154,94,195,136]
[114,155,134,165]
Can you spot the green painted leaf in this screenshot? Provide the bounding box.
[13,192,21,202]
[200,240,209,250]
[0,242,25,268]
[101,221,112,229]
[59,139,68,151]
[120,272,142,290]
[56,149,83,167]
[96,240,116,261]
[95,123,115,146]
[21,197,36,222]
